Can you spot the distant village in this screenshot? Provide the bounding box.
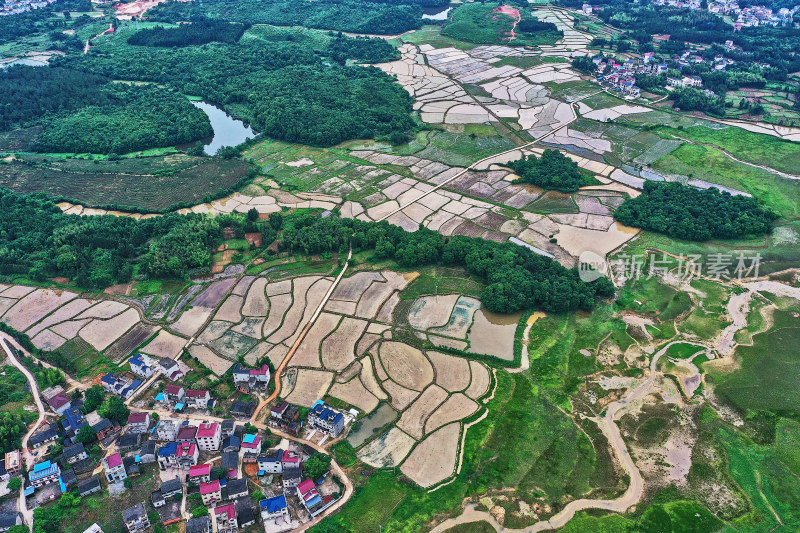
[0,343,357,533]
[582,1,800,28]
[1,0,59,16]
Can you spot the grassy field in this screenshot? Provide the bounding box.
[0,152,251,211]
[441,3,561,47]
[241,24,333,49]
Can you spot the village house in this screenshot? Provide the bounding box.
[157,441,199,470]
[126,412,151,434]
[160,477,183,499]
[260,494,289,520]
[221,452,239,479]
[78,476,102,497]
[60,443,88,465]
[188,463,211,484]
[140,440,158,464]
[231,364,270,393]
[122,503,150,533]
[186,516,211,533]
[229,400,255,419]
[128,354,156,379]
[91,417,120,441]
[196,422,221,451]
[225,477,248,501]
[163,384,185,404]
[282,466,302,489]
[200,479,222,505]
[159,358,184,381]
[29,424,59,450]
[177,425,198,444]
[151,490,166,508]
[221,419,236,437]
[28,460,60,488]
[281,450,301,471]
[308,403,345,437]
[155,419,181,441]
[4,451,20,477]
[101,373,142,399]
[215,503,237,533]
[296,479,328,517]
[104,453,128,483]
[118,433,142,452]
[236,506,256,529]
[258,449,283,475]
[62,405,87,437]
[0,513,22,533]
[269,402,300,436]
[222,434,240,452]
[185,389,212,409]
[241,434,262,454]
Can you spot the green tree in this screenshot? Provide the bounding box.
[7,477,21,491]
[76,424,97,445]
[192,506,209,518]
[83,385,106,413]
[304,452,332,480]
[98,395,130,425]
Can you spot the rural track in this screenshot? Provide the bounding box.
[433,341,691,533]
[251,245,354,420]
[1,334,47,532]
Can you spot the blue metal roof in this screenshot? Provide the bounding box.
[30,462,59,481]
[158,442,178,456]
[155,393,165,401]
[260,495,287,513]
[243,434,256,444]
[33,460,51,472]
[101,373,116,385]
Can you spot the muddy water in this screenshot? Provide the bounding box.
[190,101,255,155]
[347,403,398,448]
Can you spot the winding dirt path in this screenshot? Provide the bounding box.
[1,334,47,532]
[434,340,692,532]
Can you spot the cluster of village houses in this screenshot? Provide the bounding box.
[0,347,352,533]
[583,1,798,27]
[591,46,740,98]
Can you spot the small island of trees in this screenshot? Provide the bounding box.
[507,149,599,192]
[613,181,777,241]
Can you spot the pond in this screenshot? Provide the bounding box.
[422,5,451,20]
[191,101,255,156]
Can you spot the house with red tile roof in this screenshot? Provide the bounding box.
[200,480,222,505]
[196,423,221,451]
[103,453,127,483]
[189,464,211,484]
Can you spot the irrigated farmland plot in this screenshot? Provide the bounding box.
[141,330,187,358]
[358,427,416,468]
[378,341,434,392]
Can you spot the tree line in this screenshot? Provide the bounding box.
[146,0,426,36]
[280,213,615,314]
[614,181,777,241]
[127,19,246,47]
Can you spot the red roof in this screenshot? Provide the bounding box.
[214,503,235,519]
[177,426,197,439]
[189,464,210,477]
[128,412,149,424]
[186,389,209,398]
[296,479,315,495]
[164,384,183,395]
[200,480,220,495]
[176,442,196,457]
[106,453,122,469]
[48,393,70,409]
[197,423,218,438]
[282,450,299,463]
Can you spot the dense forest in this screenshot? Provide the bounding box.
[614,181,777,241]
[280,214,615,313]
[0,66,212,153]
[325,35,401,64]
[145,0,425,35]
[507,149,598,192]
[0,189,221,287]
[59,40,414,147]
[127,20,247,46]
[34,84,212,154]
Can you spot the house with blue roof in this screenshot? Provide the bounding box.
[62,405,87,437]
[129,354,156,379]
[260,494,289,520]
[307,403,346,437]
[101,373,141,399]
[29,460,60,487]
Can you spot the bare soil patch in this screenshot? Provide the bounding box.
[378,341,434,391]
[242,277,268,316]
[284,368,334,407]
[79,308,140,351]
[358,427,416,467]
[425,393,479,434]
[428,351,471,392]
[465,361,491,399]
[214,295,244,323]
[188,344,234,375]
[321,317,368,371]
[329,377,379,413]
[397,385,448,439]
[400,422,461,488]
[4,289,78,332]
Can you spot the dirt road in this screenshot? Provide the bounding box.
[1,334,47,532]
